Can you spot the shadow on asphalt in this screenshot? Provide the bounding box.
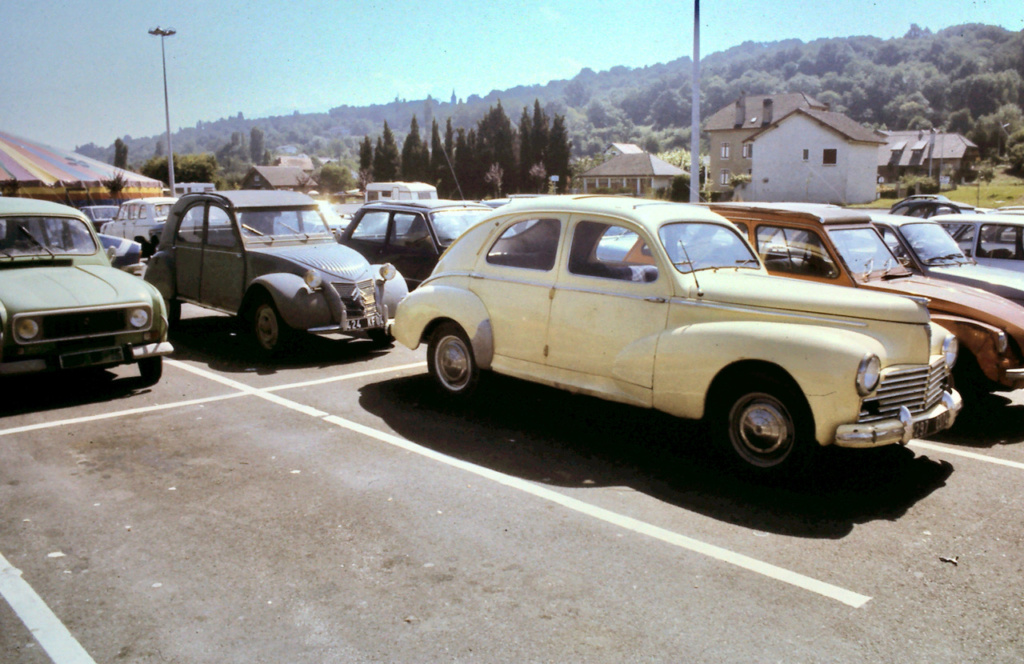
[933,391,1024,448]
[166,313,393,376]
[0,312,392,418]
[358,372,956,540]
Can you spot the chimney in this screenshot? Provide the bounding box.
[762,98,773,125]
[734,97,746,128]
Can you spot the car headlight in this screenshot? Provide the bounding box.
[378,263,397,281]
[943,335,958,368]
[15,317,40,342]
[996,331,1008,354]
[856,354,881,396]
[128,307,150,329]
[304,269,323,289]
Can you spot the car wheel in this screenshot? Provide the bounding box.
[252,295,292,355]
[427,322,480,397]
[717,377,814,474]
[138,356,163,387]
[165,297,181,327]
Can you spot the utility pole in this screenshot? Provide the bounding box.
[149,27,177,195]
[689,0,701,203]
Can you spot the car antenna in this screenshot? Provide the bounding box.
[438,144,465,201]
[676,239,703,297]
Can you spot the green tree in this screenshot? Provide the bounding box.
[103,169,128,200]
[475,102,515,197]
[250,127,265,164]
[318,162,354,193]
[400,115,429,182]
[1008,129,1024,174]
[114,138,128,169]
[546,114,571,193]
[372,122,401,182]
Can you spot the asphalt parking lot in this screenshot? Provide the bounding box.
[3,305,1024,663]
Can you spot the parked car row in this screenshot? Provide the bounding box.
[15,189,1024,478]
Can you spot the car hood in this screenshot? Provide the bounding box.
[695,271,929,325]
[0,265,157,312]
[927,264,1024,307]
[863,274,1024,338]
[249,243,375,281]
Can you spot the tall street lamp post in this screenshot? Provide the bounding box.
[149,27,176,195]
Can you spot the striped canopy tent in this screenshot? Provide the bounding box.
[0,130,164,206]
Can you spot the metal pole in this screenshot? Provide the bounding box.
[689,0,701,203]
[150,28,176,196]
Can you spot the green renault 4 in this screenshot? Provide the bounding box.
[0,198,172,384]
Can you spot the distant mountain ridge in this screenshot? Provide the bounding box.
[76,23,1023,167]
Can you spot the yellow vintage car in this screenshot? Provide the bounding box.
[393,196,962,474]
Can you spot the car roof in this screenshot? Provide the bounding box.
[178,189,316,209]
[708,202,873,227]
[0,197,88,219]
[931,213,1024,225]
[128,197,178,205]
[361,199,491,212]
[487,194,730,230]
[867,212,941,227]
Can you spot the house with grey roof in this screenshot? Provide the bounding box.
[240,165,315,192]
[878,130,978,184]
[577,152,685,195]
[706,93,885,204]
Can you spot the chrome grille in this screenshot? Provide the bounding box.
[333,279,377,319]
[859,358,948,423]
[14,304,150,345]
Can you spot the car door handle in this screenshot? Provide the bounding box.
[644,296,667,303]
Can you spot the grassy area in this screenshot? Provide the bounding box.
[864,170,1024,210]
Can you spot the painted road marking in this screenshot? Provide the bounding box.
[0,552,96,664]
[169,360,872,608]
[911,440,1024,471]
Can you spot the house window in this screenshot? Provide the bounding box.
[742,144,752,159]
[719,169,731,186]
[823,149,838,165]
[802,149,809,162]
[721,143,730,159]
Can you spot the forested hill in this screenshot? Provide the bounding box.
[78,23,1024,167]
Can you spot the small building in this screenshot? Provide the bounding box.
[240,166,315,192]
[604,142,645,157]
[577,152,685,195]
[273,155,315,172]
[706,93,885,204]
[877,130,978,184]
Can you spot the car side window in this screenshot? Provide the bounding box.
[176,205,205,245]
[978,224,1024,260]
[486,218,561,271]
[391,213,431,248]
[129,205,139,220]
[351,210,390,241]
[138,206,148,220]
[755,225,838,278]
[879,226,908,260]
[569,221,658,282]
[941,222,975,256]
[206,206,238,248]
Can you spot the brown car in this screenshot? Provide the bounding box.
[709,203,1024,398]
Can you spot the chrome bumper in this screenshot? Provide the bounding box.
[1005,368,1024,386]
[834,390,963,448]
[131,341,175,360]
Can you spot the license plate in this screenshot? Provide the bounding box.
[913,410,950,439]
[59,346,124,369]
[343,316,381,331]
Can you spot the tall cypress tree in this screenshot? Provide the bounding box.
[400,115,428,182]
[373,122,401,183]
[546,114,571,193]
[475,102,515,198]
[517,106,532,194]
[429,119,446,192]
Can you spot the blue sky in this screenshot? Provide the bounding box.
[2,0,1022,150]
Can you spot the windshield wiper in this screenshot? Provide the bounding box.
[241,224,265,236]
[924,253,966,266]
[734,258,760,267]
[18,226,55,258]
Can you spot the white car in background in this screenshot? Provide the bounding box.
[935,213,1024,273]
[101,197,177,256]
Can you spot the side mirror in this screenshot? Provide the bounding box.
[106,246,117,261]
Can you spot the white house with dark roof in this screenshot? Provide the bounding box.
[577,152,685,195]
[706,93,885,204]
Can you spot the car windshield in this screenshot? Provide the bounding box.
[658,222,760,273]
[432,208,490,245]
[84,206,118,221]
[0,216,98,257]
[237,207,333,242]
[154,204,173,220]
[829,227,906,277]
[900,222,971,265]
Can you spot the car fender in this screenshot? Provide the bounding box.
[371,265,409,319]
[393,283,494,368]
[652,321,885,445]
[931,313,1011,384]
[248,273,332,330]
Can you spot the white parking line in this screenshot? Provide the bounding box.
[171,360,873,608]
[0,552,96,664]
[911,440,1024,471]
